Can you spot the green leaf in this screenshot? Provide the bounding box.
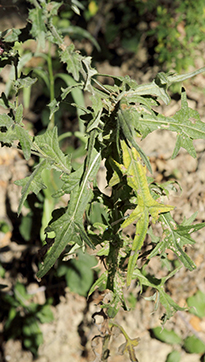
[166,350,181,362]
[117,102,152,173]
[15,125,32,160]
[64,250,97,296]
[81,56,98,91]
[15,159,48,215]
[59,43,82,81]
[37,149,101,279]
[187,290,205,318]
[29,7,47,50]
[158,213,204,270]
[0,115,32,160]
[133,89,205,157]
[57,72,85,132]
[165,66,205,85]
[36,305,54,323]
[112,140,174,285]
[34,127,72,174]
[1,28,21,42]
[135,67,205,105]
[0,113,13,127]
[22,316,43,356]
[52,164,84,197]
[183,335,205,354]
[152,326,182,344]
[13,76,37,91]
[14,282,30,305]
[129,78,170,105]
[48,99,60,120]
[15,104,23,124]
[171,89,205,158]
[88,271,108,297]
[133,268,185,321]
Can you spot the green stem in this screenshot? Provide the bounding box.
[47,42,55,130]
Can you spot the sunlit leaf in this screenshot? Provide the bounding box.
[59,43,82,81]
[37,149,101,278]
[112,140,174,285]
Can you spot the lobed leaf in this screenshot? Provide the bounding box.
[131,89,205,157]
[15,159,48,215]
[117,102,152,173]
[37,150,101,279]
[158,213,205,270]
[59,43,82,81]
[112,140,174,285]
[34,127,72,174]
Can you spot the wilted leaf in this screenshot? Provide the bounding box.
[110,322,140,362]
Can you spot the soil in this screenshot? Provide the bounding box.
[0,5,205,362]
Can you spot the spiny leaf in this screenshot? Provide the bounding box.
[59,43,82,81]
[29,7,47,50]
[88,271,108,297]
[165,66,205,85]
[112,140,174,285]
[52,164,84,197]
[133,268,185,321]
[0,117,32,160]
[159,213,205,270]
[133,89,205,156]
[15,159,48,215]
[81,57,98,91]
[118,101,152,173]
[37,150,101,279]
[13,76,37,91]
[131,66,205,105]
[34,127,72,174]
[15,125,32,160]
[0,113,13,127]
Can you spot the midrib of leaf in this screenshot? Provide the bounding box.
[36,150,101,278]
[160,213,196,270]
[139,115,205,137]
[69,151,101,221]
[160,213,175,244]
